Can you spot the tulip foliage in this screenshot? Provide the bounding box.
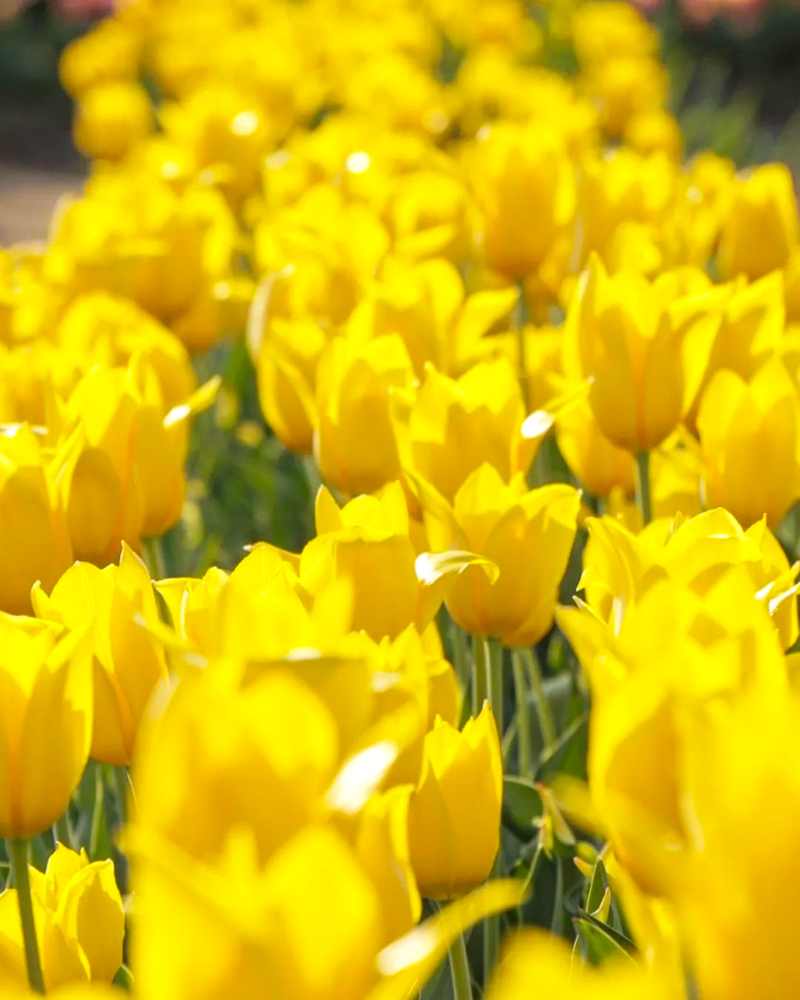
[1,0,800,999]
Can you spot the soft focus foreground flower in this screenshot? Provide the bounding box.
[697,360,800,528]
[0,425,72,615]
[486,927,674,1000]
[425,464,580,646]
[0,617,92,838]
[32,543,168,766]
[0,845,124,990]
[73,82,155,162]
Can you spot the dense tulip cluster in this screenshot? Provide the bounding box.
[1,0,800,998]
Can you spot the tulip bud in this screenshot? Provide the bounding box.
[73,81,154,162]
[0,618,92,839]
[407,704,503,899]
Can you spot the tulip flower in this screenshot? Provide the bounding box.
[555,394,636,499]
[426,464,579,647]
[314,335,415,496]
[408,358,539,505]
[564,255,716,452]
[0,425,72,616]
[73,82,154,162]
[469,121,576,281]
[0,845,124,990]
[718,163,799,281]
[0,617,92,839]
[407,704,502,899]
[697,360,800,528]
[486,927,673,1000]
[32,543,169,766]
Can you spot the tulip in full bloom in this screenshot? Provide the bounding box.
[0,617,92,838]
[407,704,502,899]
[0,845,124,990]
[697,360,800,528]
[427,464,580,647]
[32,543,169,766]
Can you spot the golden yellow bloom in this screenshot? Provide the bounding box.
[0,425,72,615]
[32,543,168,766]
[73,82,154,162]
[429,464,580,646]
[486,927,673,1000]
[555,394,636,498]
[0,617,92,838]
[564,256,715,452]
[408,358,538,504]
[407,705,502,899]
[470,122,576,281]
[0,845,124,990]
[718,163,799,280]
[314,335,415,497]
[698,360,800,528]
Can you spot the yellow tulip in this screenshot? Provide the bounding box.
[555,394,636,499]
[0,425,72,616]
[73,82,154,162]
[314,335,415,497]
[486,928,673,1000]
[32,543,169,767]
[0,845,124,991]
[407,704,502,899]
[697,360,800,528]
[673,692,800,1000]
[469,122,576,281]
[582,55,667,138]
[408,358,538,505]
[572,2,658,67]
[429,464,579,647]
[564,256,716,452]
[0,618,92,839]
[718,163,799,280]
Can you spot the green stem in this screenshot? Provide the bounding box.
[142,535,166,579]
[113,766,129,825]
[451,620,470,690]
[6,839,44,994]
[483,637,505,988]
[448,929,473,1000]
[53,811,73,850]
[521,647,556,755]
[634,450,651,526]
[90,762,105,859]
[512,650,532,778]
[472,636,487,717]
[486,638,504,742]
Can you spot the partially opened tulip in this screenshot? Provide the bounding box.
[0,618,92,838]
[408,358,538,505]
[718,163,799,281]
[429,464,580,647]
[32,543,169,766]
[564,256,716,453]
[407,704,502,899]
[0,844,124,991]
[697,360,800,528]
[0,425,72,615]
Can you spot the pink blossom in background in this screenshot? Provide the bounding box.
[53,0,114,16]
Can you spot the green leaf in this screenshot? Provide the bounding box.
[574,911,636,966]
[502,777,543,841]
[585,858,609,916]
[536,713,588,782]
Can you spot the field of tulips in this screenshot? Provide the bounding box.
[2,0,800,997]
